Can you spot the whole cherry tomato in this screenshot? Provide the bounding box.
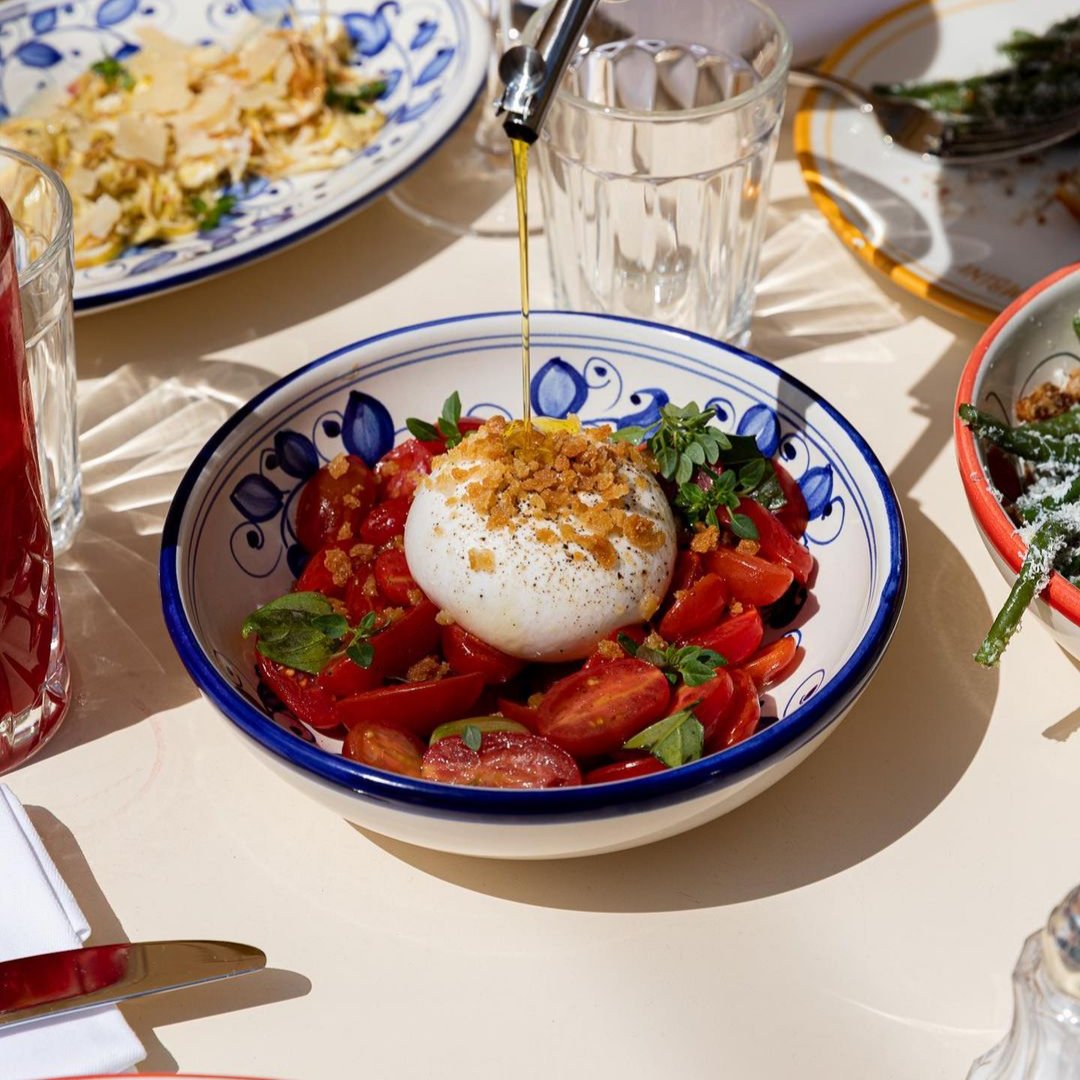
[583,756,667,784]
[690,608,764,666]
[421,730,581,788]
[771,460,809,538]
[359,498,411,546]
[671,668,735,745]
[708,669,761,752]
[374,548,421,606]
[739,635,799,691]
[376,439,434,500]
[256,651,341,732]
[535,659,671,759]
[295,455,376,554]
[441,623,524,684]
[337,672,485,736]
[658,573,730,641]
[735,499,814,585]
[706,547,794,606]
[343,720,425,778]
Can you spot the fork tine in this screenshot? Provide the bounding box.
[946,107,1080,144]
[940,111,1080,158]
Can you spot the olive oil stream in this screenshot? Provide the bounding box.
[511,137,531,431]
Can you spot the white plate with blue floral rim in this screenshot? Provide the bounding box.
[0,0,488,312]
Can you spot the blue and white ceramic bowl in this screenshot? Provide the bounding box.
[161,312,907,859]
[0,0,487,311]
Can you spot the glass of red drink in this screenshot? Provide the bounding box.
[0,196,68,772]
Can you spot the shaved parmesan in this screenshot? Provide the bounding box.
[67,165,97,197]
[85,193,122,238]
[241,33,289,82]
[113,114,169,166]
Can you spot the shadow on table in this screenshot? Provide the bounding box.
[74,198,459,382]
[35,356,275,765]
[26,807,311,1074]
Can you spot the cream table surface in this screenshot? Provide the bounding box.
[5,118,1080,1079]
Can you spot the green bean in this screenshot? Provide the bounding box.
[958,404,1080,464]
[975,518,1071,667]
[1019,474,1080,522]
[1021,404,1080,439]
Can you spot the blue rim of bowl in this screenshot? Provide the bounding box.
[73,3,485,314]
[160,310,907,819]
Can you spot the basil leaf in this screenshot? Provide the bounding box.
[729,513,759,541]
[406,417,441,441]
[655,446,678,479]
[616,632,641,656]
[242,592,333,637]
[462,724,483,751]
[610,426,648,444]
[442,391,462,427]
[675,453,694,486]
[623,709,704,767]
[313,613,348,639]
[346,640,374,669]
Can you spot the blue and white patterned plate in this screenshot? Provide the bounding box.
[161,311,907,859]
[0,0,488,311]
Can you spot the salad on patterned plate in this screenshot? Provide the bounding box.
[242,396,818,789]
[0,15,386,266]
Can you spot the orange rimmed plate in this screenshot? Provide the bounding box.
[794,0,1078,323]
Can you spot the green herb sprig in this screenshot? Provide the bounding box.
[190,194,237,232]
[618,633,726,687]
[242,593,383,674]
[406,391,470,448]
[611,402,785,534]
[462,724,483,752]
[624,708,704,768]
[91,56,134,91]
[325,79,387,113]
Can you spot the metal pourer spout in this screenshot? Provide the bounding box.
[495,0,600,143]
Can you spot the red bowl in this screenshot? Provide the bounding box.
[954,261,1080,655]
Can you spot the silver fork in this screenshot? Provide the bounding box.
[790,66,1080,164]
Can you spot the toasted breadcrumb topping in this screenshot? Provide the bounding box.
[435,609,456,626]
[327,453,350,480]
[468,548,496,572]
[323,547,352,588]
[427,417,666,568]
[736,539,761,557]
[595,638,623,661]
[1015,369,1080,422]
[690,525,720,553]
[406,656,451,682]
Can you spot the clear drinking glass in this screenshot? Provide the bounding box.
[535,0,791,346]
[0,195,70,774]
[0,148,81,554]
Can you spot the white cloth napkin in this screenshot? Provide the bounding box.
[0,785,144,1080]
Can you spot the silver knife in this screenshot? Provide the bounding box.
[0,939,266,1029]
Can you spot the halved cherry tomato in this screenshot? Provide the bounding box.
[584,756,667,784]
[706,547,794,606]
[376,439,434,500]
[367,600,440,677]
[255,651,341,732]
[337,672,485,736]
[672,668,735,745]
[659,573,730,641]
[582,624,646,670]
[359,498,411,546]
[535,659,671,758]
[496,697,541,729]
[421,730,581,788]
[316,652,383,697]
[441,624,524,684]
[772,460,809,538]
[708,669,761,752]
[671,551,703,593]
[343,720,424,778]
[690,608,764,665]
[295,455,376,554]
[294,542,350,597]
[739,635,799,691]
[374,548,421,606]
[735,499,814,585]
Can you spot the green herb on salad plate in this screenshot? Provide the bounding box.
[624,708,705,768]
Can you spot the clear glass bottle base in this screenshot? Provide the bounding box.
[0,611,69,775]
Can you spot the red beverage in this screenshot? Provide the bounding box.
[0,198,67,771]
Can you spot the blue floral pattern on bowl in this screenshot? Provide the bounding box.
[0,0,488,310]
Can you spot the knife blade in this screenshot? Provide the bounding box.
[0,940,266,1029]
